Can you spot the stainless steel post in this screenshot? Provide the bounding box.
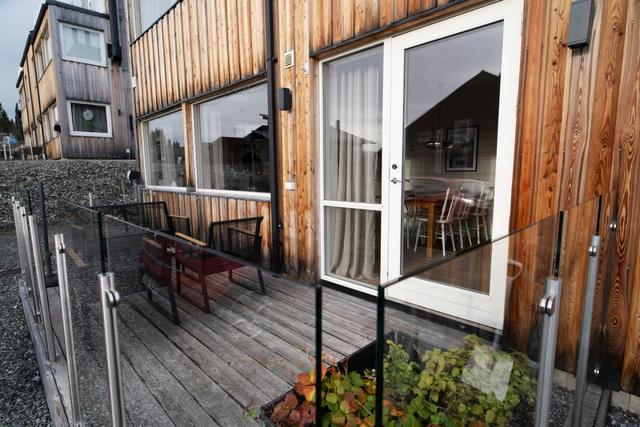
[99,273,125,427]
[12,200,26,275]
[571,235,601,426]
[20,207,39,317]
[54,234,82,426]
[535,277,562,427]
[28,215,56,362]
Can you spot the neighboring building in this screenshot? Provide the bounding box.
[16,0,135,160]
[125,0,640,395]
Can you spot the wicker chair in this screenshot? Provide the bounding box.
[174,217,265,313]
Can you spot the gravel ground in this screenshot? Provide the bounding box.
[608,406,640,426]
[0,231,51,426]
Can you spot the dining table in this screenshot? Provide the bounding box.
[406,192,445,258]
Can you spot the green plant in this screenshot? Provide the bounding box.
[403,335,536,426]
[384,340,419,405]
[268,336,536,427]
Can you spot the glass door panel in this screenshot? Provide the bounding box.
[401,22,503,291]
[321,46,384,287]
[387,0,523,328]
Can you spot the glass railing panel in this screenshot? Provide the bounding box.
[559,193,613,426]
[378,213,563,427]
[56,201,111,425]
[101,211,311,426]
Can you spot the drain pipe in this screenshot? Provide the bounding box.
[108,0,122,64]
[265,0,282,273]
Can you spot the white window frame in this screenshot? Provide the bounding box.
[191,85,272,202]
[141,108,188,192]
[59,23,107,67]
[317,40,390,296]
[43,110,51,141]
[50,106,58,138]
[67,101,113,137]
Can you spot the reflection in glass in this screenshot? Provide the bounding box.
[144,110,186,187]
[325,207,380,285]
[70,103,109,134]
[195,84,271,193]
[134,0,176,36]
[323,46,383,204]
[402,22,504,287]
[61,25,103,63]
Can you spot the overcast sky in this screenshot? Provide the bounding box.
[0,0,42,119]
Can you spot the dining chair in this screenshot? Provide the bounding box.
[453,196,474,249]
[404,196,417,249]
[470,188,493,244]
[433,188,461,256]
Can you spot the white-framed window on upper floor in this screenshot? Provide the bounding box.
[60,23,106,66]
[192,83,271,200]
[35,29,52,79]
[141,109,187,189]
[67,101,112,137]
[43,110,51,141]
[60,0,106,14]
[49,105,58,139]
[132,0,177,38]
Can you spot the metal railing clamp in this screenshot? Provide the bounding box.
[539,294,556,315]
[106,289,121,308]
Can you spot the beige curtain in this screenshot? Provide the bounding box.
[328,49,382,281]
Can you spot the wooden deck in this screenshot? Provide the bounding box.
[45,266,464,426]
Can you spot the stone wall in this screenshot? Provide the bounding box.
[1,160,137,229]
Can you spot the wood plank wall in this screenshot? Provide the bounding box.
[508,0,640,392]
[130,0,266,118]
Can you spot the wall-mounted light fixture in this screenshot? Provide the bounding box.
[278,88,292,111]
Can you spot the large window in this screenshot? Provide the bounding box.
[143,110,186,188]
[35,30,52,79]
[194,84,271,195]
[67,101,112,137]
[60,23,106,66]
[133,0,176,37]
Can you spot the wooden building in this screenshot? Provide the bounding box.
[16,0,135,160]
[126,0,640,394]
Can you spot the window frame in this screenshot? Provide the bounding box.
[67,100,113,138]
[141,108,188,192]
[318,40,389,295]
[191,82,272,202]
[49,105,58,138]
[43,110,51,141]
[59,23,107,67]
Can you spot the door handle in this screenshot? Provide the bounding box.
[391,178,401,184]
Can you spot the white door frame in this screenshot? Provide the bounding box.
[318,0,524,329]
[386,0,523,330]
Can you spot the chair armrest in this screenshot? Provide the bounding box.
[175,232,208,247]
[142,237,162,250]
[170,215,190,221]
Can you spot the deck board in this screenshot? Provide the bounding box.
[47,266,467,425]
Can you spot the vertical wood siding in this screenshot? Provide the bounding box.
[129,0,266,118]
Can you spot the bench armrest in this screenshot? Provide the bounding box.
[175,232,207,248]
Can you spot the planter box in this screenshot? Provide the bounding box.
[260,330,433,426]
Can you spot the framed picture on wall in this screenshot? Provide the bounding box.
[445,126,478,172]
